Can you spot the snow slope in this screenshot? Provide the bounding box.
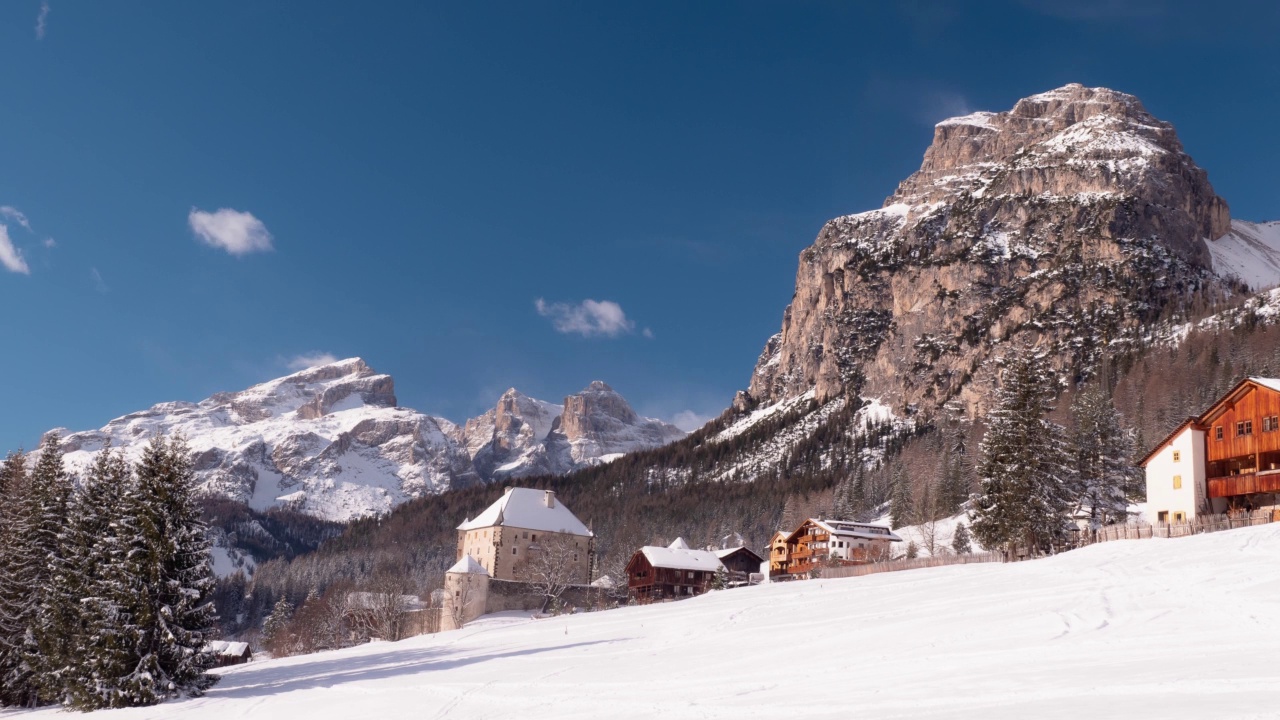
[1206,219,1280,290]
[26,524,1280,719]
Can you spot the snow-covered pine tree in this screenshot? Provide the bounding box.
[888,464,914,529]
[104,436,218,706]
[1070,384,1142,529]
[43,446,131,710]
[30,433,91,707]
[2,435,73,708]
[710,565,729,591]
[970,353,1075,555]
[0,450,37,707]
[951,521,972,555]
[261,597,295,653]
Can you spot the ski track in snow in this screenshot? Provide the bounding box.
[18,524,1280,719]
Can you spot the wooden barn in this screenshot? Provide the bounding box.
[714,546,764,582]
[625,538,723,603]
[1140,377,1280,523]
[205,640,252,667]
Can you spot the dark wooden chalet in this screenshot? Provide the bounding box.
[625,538,723,603]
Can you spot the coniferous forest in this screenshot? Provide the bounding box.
[0,434,217,711]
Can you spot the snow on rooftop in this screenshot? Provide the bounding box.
[1250,378,1280,394]
[446,556,490,576]
[669,537,690,550]
[457,487,593,536]
[639,545,724,573]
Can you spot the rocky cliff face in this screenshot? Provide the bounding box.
[460,381,686,479]
[745,84,1236,421]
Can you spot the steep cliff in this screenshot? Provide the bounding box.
[745,84,1235,422]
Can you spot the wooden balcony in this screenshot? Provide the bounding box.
[1207,470,1280,498]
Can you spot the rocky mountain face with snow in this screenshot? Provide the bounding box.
[458,381,686,480]
[56,360,683,523]
[743,83,1243,424]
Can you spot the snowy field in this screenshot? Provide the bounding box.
[14,524,1280,719]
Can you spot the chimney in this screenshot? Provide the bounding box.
[544,490,556,508]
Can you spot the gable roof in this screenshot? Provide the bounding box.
[1138,377,1280,466]
[715,546,764,563]
[457,487,592,536]
[636,543,724,573]
[786,518,903,543]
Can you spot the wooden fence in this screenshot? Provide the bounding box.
[815,551,1002,580]
[1076,507,1280,546]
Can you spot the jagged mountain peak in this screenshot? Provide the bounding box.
[746,83,1237,421]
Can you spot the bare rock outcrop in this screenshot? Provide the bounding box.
[745,84,1236,420]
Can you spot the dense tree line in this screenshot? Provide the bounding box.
[0,435,217,711]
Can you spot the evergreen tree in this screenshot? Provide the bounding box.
[951,521,972,555]
[970,353,1075,555]
[888,464,914,529]
[261,597,295,653]
[46,447,131,710]
[1070,385,1142,528]
[905,540,919,559]
[937,445,970,516]
[0,450,37,707]
[101,436,218,706]
[710,565,729,591]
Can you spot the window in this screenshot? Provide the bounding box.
[1237,420,1253,437]
[1215,426,1224,441]
[1173,511,1186,522]
[512,547,517,555]
[1173,475,1182,490]
[1157,511,1169,523]
[1266,416,1279,432]
[531,534,537,541]
[1172,451,1181,462]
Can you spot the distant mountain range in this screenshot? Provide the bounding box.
[54,358,684,522]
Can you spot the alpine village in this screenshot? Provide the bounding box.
[2,7,1280,716]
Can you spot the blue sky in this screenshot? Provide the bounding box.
[1,1,1277,448]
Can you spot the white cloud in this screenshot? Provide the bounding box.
[670,410,713,432]
[42,237,56,248]
[286,352,339,371]
[35,1,49,40]
[642,327,655,339]
[0,226,31,274]
[91,267,108,293]
[188,207,274,256]
[535,298,635,337]
[0,206,32,232]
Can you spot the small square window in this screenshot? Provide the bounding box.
[1172,451,1181,462]
[1215,426,1224,441]
[1173,511,1186,522]
[1237,420,1253,436]
[1173,475,1182,489]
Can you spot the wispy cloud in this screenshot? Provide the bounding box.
[670,410,713,432]
[0,226,31,275]
[35,1,49,40]
[188,207,274,256]
[42,237,56,248]
[535,298,635,337]
[642,327,654,339]
[286,352,339,371]
[90,267,108,293]
[0,206,32,232]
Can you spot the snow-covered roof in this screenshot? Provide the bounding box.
[590,575,616,589]
[1250,377,1280,394]
[714,546,761,560]
[668,537,690,550]
[205,641,250,657]
[457,487,592,537]
[791,518,904,543]
[639,545,724,573]
[447,555,490,575]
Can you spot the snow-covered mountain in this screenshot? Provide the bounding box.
[458,381,686,480]
[1205,219,1280,290]
[54,359,684,522]
[56,359,478,522]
